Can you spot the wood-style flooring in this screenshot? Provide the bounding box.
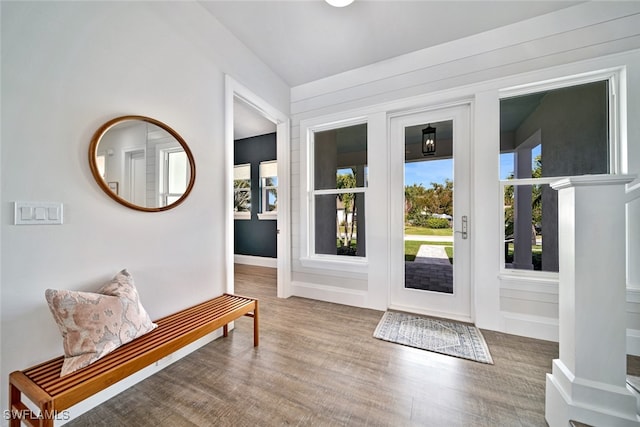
[66,265,638,426]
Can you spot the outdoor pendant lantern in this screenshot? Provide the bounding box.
[421,124,436,156]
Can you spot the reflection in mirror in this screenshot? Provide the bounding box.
[89,116,195,212]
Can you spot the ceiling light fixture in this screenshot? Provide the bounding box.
[325,0,354,7]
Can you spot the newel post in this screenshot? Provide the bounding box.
[546,174,639,427]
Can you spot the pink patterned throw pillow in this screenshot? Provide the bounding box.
[45,269,157,376]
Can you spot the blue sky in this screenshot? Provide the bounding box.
[405,159,453,187]
[404,146,540,186]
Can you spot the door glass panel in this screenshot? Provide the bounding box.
[404,120,454,293]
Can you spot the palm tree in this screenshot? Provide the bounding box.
[337,170,357,248]
[234,179,251,212]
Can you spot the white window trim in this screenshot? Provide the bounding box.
[257,212,277,220]
[235,212,251,220]
[299,115,369,273]
[498,68,623,280]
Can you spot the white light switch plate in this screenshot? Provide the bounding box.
[14,201,64,225]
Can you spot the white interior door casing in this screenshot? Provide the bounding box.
[224,75,291,299]
[389,104,472,322]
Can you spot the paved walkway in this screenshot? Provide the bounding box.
[414,245,450,265]
[405,244,453,293]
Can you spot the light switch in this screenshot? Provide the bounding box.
[34,207,46,220]
[20,207,33,220]
[48,207,59,220]
[14,202,64,225]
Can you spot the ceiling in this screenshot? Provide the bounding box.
[234,97,276,140]
[214,0,582,140]
[201,0,582,87]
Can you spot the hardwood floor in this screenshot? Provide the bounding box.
[67,265,569,426]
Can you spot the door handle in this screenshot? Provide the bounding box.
[454,215,468,239]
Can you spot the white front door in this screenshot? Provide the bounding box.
[389,104,472,322]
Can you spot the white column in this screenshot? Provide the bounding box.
[546,174,639,427]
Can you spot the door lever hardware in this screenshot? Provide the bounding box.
[454,215,468,239]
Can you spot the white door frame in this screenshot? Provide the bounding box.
[389,103,473,322]
[124,148,146,205]
[224,75,291,298]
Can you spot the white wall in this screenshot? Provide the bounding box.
[0,1,288,424]
[289,2,640,342]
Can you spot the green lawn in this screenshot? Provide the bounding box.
[404,226,453,236]
[405,240,453,263]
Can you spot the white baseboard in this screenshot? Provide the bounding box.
[627,329,640,356]
[500,311,559,342]
[234,254,277,268]
[500,312,640,357]
[290,280,367,308]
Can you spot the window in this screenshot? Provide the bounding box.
[309,122,368,260]
[500,79,613,273]
[258,160,277,219]
[163,149,189,205]
[234,164,251,219]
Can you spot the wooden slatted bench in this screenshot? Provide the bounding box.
[8,293,258,427]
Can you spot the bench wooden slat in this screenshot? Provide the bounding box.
[35,297,253,391]
[47,296,256,397]
[8,293,258,427]
[28,294,253,388]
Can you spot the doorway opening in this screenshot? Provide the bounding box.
[225,76,290,298]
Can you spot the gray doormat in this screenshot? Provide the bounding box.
[373,311,493,364]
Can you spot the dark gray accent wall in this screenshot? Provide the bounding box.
[234,133,277,258]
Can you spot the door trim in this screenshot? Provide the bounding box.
[224,75,291,298]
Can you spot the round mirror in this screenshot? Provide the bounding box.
[89,115,196,212]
